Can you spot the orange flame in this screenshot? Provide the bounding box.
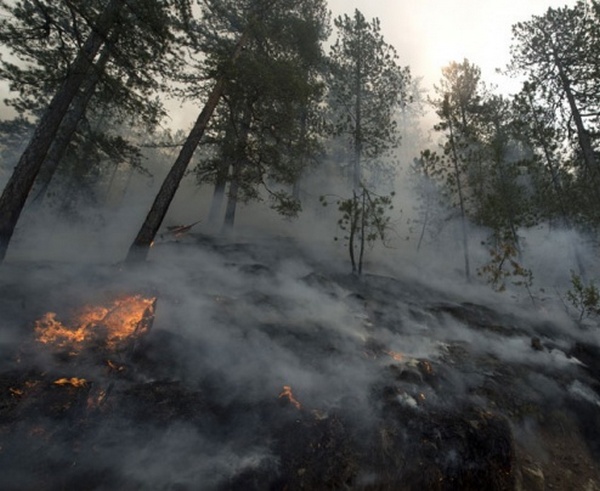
[53,377,87,388]
[106,359,125,372]
[279,385,302,410]
[35,295,156,352]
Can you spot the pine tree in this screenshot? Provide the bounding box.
[0,0,126,262]
[328,9,410,192]
[126,0,329,261]
[0,0,192,261]
[509,1,600,218]
[426,59,490,280]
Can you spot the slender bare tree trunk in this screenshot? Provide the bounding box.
[0,0,123,262]
[447,115,471,281]
[353,39,362,192]
[208,122,236,225]
[358,189,366,275]
[221,108,252,233]
[221,164,240,233]
[348,190,359,274]
[208,170,228,225]
[416,194,431,252]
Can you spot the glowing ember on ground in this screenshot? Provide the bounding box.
[106,360,125,372]
[53,377,88,388]
[35,295,156,352]
[8,388,23,397]
[384,350,404,362]
[279,385,302,410]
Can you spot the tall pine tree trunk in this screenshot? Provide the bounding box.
[221,108,252,233]
[292,108,308,201]
[447,114,471,281]
[126,29,251,263]
[353,43,362,192]
[222,165,240,233]
[0,0,123,262]
[208,167,229,225]
[208,121,237,225]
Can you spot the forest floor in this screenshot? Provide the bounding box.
[0,233,599,490]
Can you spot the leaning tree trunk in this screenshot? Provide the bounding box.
[29,38,115,208]
[551,48,600,201]
[0,0,123,263]
[125,30,251,264]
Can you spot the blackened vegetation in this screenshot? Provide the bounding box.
[0,239,599,489]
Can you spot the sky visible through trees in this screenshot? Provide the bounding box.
[327,0,580,95]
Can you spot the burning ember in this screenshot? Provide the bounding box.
[279,385,302,410]
[106,360,125,372]
[384,350,404,362]
[35,295,156,352]
[53,377,87,388]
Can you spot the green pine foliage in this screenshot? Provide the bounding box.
[566,272,600,322]
[321,187,394,275]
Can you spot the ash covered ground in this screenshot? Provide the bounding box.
[0,234,599,490]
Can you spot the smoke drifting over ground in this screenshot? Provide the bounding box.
[1,126,600,488]
[1,209,600,489]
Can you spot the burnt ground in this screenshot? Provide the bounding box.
[0,234,599,490]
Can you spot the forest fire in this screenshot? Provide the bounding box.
[34,295,157,353]
[53,377,87,388]
[279,385,302,410]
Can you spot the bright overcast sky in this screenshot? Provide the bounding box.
[327,0,579,94]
